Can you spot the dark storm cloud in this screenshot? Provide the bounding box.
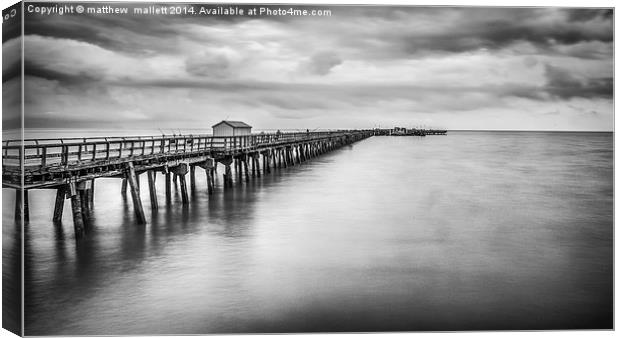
[24,10,184,55]
[24,60,104,85]
[2,63,20,84]
[544,64,613,99]
[565,8,613,22]
[24,6,613,59]
[345,7,613,59]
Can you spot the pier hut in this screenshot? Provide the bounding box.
[212,120,252,137]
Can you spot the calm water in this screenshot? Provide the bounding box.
[5,131,613,334]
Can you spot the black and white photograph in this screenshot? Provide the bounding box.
[1,0,614,336]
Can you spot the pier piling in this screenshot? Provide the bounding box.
[121,178,127,196]
[14,189,29,223]
[165,172,172,204]
[70,188,85,238]
[53,186,66,223]
[127,162,146,224]
[243,158,250,182]
[147,170,158,210]
[205,168,214,194]
[190,166,196,192]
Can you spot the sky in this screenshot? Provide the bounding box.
[2,3,614,131]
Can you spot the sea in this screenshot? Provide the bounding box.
[2,131,613,334]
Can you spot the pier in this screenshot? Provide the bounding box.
[3,130,376,238]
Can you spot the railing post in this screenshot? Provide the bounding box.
[62,145,68,165]
[41,147,47,169]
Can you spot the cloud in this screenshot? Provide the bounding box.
[316,7,613,60]
[304,52,343,76]
[2,38,21,83]
[544,64,612,99]
[185,49,240,78]
[12,5,614,131]
[565,8,613,22]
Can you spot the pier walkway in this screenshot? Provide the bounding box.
[3,130,374,237]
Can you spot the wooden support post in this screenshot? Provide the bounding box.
[272,150,277,169]
[82,188,90,214]
[254,156,261,177]
[89,179,95,208]
[147,170,158,210]
[251,155,256,177]
[165,172,172,204]
[171,163,190,204]
[190,165,196,192]
[14,189,29,223]
[179,174,189,204]
[79,189,89,226]
[262,153,267,173]
[278,149,283,168]
[210,168,215,192]
[53,186,66,223]
[236,158,242,184]
[205,168,214,194]
[14,190,20,222]
[127,162,146,224]
[121,178,128,196]
[70,187,85,238]
[224,164,233,187]
[23,190,29,223]
[243,158,250,182]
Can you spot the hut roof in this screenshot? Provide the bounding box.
[212,120,252,129]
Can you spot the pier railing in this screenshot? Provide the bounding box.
[3,130,371,170]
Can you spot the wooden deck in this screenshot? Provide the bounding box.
[3,130,374,189]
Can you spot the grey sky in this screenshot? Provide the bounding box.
[4,4,613,131]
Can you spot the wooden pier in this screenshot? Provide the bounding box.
[3,130,375,238]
